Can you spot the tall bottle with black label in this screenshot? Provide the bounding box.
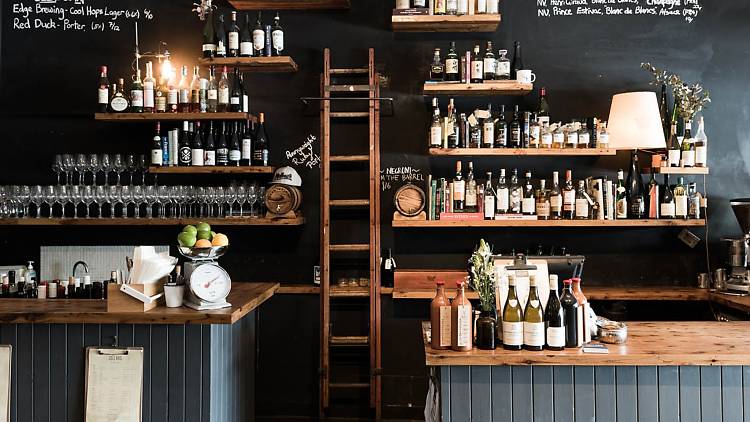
[241,120,253,166]
[151,122,163,166]
[470,45,483,83]
[562,170,575,219]
[510,41,523,80]
[382,248,396,288]
[216,122,229,166]
[544,275,565,351]
[451,281,472,352]
[550,171,562,219]
[431,281,451,350]
[178,121,192,167]
[495,169,509,216]
[202,8,216,58]
[484,172,495,220]
[230,67,242,112]
[453,161,465,211]
[272,13,284,56]
[253,113,270,167]
[482,104,495,148]
[502,274,523,350]
[130,69,144,113]
[523,276,545,351]
[494,105,507,148]
[191,122,205,166]
[215,14,227,58]
[228,122,241,166]
[228,11,240,57]
[660,174,675,219]
[204,122,216,166]
[510,105,521,148]
[253,12,265,57]
[444,42,459,82]
[560,279,579,348]
[240,13,253,57]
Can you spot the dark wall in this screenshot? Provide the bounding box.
[2,0,750,419]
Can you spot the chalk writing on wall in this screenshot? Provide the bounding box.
[285,135,321,169]
[10,0,156,32]
[380,166,424,192]
[536,0,703,23]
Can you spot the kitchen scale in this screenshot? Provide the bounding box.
[178,246,232,310]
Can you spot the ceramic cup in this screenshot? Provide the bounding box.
[164,284,185,308]
[516,70,536,84]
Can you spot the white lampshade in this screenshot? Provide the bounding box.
[607,92,666,150]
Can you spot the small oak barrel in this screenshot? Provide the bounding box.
[265,184,303,216]
[394,183,426,217]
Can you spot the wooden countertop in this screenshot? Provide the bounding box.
[0,283,278,325]
[710,292,750,313]
[421,321,750,366]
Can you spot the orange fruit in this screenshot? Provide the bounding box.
[211,233,229,247]
[194,239,212,248]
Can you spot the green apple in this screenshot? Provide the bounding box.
[178,232,197,247]
[182,225,197,235]
[196,222,211,233]
[196,229,212,240]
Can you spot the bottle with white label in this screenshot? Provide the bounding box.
[465,162,478,212]
[674,177,688,219]
[482,104,495,148]
[660,174,675,218]
[130,69,144,113]
[495,169,509,216]
[681,122,696,167]
[502,275,523,350]
[495,49,510,80]
[521,171,535,215]
[228,11,240,57]
[574,180,590,220]
[483,41,496,81]
[430,99,443,148]
[451,281,473,352]
[240,13,254,57]
[544,275,565,351]
[218,66,230,112]
[444,42,460,82]
[694,116,708,167]
[523,276,545,351]
[252,12,265,57]
[484,172,496,220]
[151,122,163,166]
[271,13,284,56]
[470,45,483,83]
[98,66,110,113]
[571,278,591,344]
[550,171,562,219]
[476,0,487,13]
[431,281,452,350]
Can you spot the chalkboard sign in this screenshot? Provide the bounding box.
[9,0,157,33]
[535,0,703,24]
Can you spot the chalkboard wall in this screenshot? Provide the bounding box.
[2,0,749,419]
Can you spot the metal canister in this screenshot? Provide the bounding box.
[697,273,710,289]
[713,268,727,291]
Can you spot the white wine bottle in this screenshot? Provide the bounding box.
[523,276,545,351]
[502,275,523,351]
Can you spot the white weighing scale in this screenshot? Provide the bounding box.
[179,246,232,311]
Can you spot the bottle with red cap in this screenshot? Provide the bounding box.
[451,280,473,352]
[430,281,451,350]
[560,279,580,348]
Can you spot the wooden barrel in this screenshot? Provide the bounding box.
[394,183,425,217]
[265,184,303,216]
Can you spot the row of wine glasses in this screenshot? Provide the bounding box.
[52,153,149,186]
[0,183,267,219]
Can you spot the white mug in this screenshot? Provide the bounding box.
[516,70,536,84]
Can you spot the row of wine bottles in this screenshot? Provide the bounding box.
[98,65,250,115]
[202,10,285,59]
[150,115,269,168]
[428,41,523,83]
[427,162,705,221]
[396,0,501,15]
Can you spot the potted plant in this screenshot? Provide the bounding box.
[468,239,497,350]
[642,63,711,133]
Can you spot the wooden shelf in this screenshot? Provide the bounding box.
[391,286,708,301]
[648,167,710,175]
[429,147,617,156]
[198,56,298,73]
[95,112,254,122]
[710,293,750,313]
[423,81,532,96]
[148,166,275,174]
[227,0,350,9]
[392,14,501,33]
[0,217,305,226]
[392,219,706,228]
[276,284,394,295]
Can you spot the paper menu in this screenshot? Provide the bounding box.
[85,347,144,422]
[494,258,551,314]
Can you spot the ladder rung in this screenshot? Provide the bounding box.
[328,85,371,92]
[329,382,370,389]
[330,68,369,75]
[330,287,370,298]
[330,199,370,208]
[330,336,369,346]
[330,155,369,162]
[330,244,370,252]
[330,112,370,118]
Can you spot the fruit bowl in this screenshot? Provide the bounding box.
[177,245,228,260]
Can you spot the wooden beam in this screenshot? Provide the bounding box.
[423,81,532,96]
[198,56,298,73]
[392,14,501,33]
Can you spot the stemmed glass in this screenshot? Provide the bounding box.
[236,185,247,217]
[75,154,88,186]
[32,186,44,218]
[145,185,157,218]
[214,187,225,217]
[132,185,144,218]
[62,154,75,185]
[113,154,125,186]
[55,185,68,218]
[247,184,259,218]
[89,154,100,186]
[83,186,95,218]
[95,186,107,218]
[225,186,237,217]
[44,186,56,218]
[158,185,171,218]
[107,185,120,218]
[120,185,132,218]
[52,155,64,185]
[100,154,111,186]
[126,155,137,186]
[18,186,30,217]
[69,185,81,218]
[138,155,148,186]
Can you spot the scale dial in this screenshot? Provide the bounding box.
[188,264,231,302]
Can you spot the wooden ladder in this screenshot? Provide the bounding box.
[320,48,382,420]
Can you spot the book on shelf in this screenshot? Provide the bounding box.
[392,8,430,15]
[439,212,483,221]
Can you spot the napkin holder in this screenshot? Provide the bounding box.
[107,277,167,312]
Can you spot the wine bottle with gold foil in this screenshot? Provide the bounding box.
[502,275,523,350]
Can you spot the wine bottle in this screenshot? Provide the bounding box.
[495,49,510,80]
[446,99,457,148]
[494,105,507,148]
[574,180,590,220]
[151,122,163,166]
[451,281,472,352]
[510,41,523,80]
[202,8,217,58]
[562,170,575,219]
[178,121,192,167]
[550,172,562,220]
[204,122,216,166]
[240,120,253,166]
[465,162,477,213]
[446,0,458,14]
[648,169,659,219]
[155,72,168,113]
[130,69,144,113]
[271,13,284,56]
[228,122,241,166]
[109,78,129,113]
[660,174,675,218]
[230,68,242,112]
[626,151,646,218]
[453,161,465,211]
[536,179,550,220]
[190,66,201,113]
[502,274,523,351]
[216,122,229,166]
[615,169,627,219]
[537,87,550,126]
[522,171,535,216]
[430,281,451,350]
[429,98,442,148]
[240,73,249,114]
[382,249,396,287]
[444,42,459,82]
[571,278,591,344]
[253,12,265,57]
[207,66,218,113]
[191,122,205,166]
[496,169,509,216]
[167,73,178,113]
[98,66,110,113]
[509,168,522,214]
[483,41,496,81]
[218,66,230,112]
[142,62,155,113]
[674,176,688,219]
[470,45,483,83]
[681,124,696,167]
[482,104,495,148]
[178,66,190,113]
[240,13,253,57]
[253,113,270,167]
[559,279,579,348]
[523,276,545,351]
[228,11,240,57]
[484,172,495,220]
[510,105,521,148]
[544,275,565,351]
[215,13,227,58]
[694,116,708,167]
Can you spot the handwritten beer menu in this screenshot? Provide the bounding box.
[10,0,156,33]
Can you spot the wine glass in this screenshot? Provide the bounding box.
[100,154,111,186]
[247,184,259,218]
[236,185,247,217]
[32,186,44,218]
[157,185,171,218]
[68,185,81,218]
[89,154,100,186]
[55,185,69,218]
[113,154,125,186]
[44,186,56,218]
[214,186,225,217]
[75,154,88,186]
[258,186,266,215]
[107,185,120,218]
[225,186,237,217]
[144,185,157,218]
[126,155,137,186]
[83,186,95,218]
[132,185,144,218]
[62,154,75,185]
[95,186,107,218]
[120,185,132,218]
[52,155,64,185]
[18,186,30,217]
[0,187,8,218]
[138,155,148,186]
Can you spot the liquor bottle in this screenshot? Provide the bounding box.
[494,105,507,148]
[272,13,284,56]
[647,169,659,219]
[130,69,144,113]
[178,121,192,166]
[167,73,178,113]
[451,281,472,352]
[510,41,523,80]
[521,171,535,216]
[215,13,227,58]
[521,111,532,148]
[483,41,496,81]
[565,122,578,149]
[456,0,468,14]
[458,113,469,148]
[666,122,680,167]
[216,122,229,166]
[615,170,628,219]
[523,276,545,351]
[98,66,110,113]
[189,66,201,113]
[577,121,590,148]
[109,78,129,112]
[202,8,217,58]
[476,0,487,13]
[230,68,242,112]
[240,73,249,113]
[430,281,451,350]
[155,72,168,113]
[452,161,465,211]
[429,98,442,148]
[660,174,675,219]
[151,122,163,166]
[240,13,253,57]
[204,122,216,166]
[509,168,522,214]
[446,0,458,14]
[562,170,575,219]
[495,49,510,80]
[510,105,521,148]
[502,274,524,351]
[465,162,477,213]
[482,104,495,148]
[484,172,495,220]
[470,45,483,83]
[191,122,205,166]
[444,42,459,82]
[429,48,444,81]
[598,122,610,148]
[496,169,509,216]
[177,66,190,113]
[674,176,688,219]
[446,99,458,148]
[228,122,241,166]
[694,116,708,167]
[626,151,646,218]
[382,249,397,288]
[141,62,155,113]
[681,129,696,168]
[529,113,541,148]
[536,179,550,220]
[413,0,427,7]
[228,11,240,57]
[552,122,565,149]
[544,275,565,351]
[253,12,265,57]
[688,182,701,219]
[574,180,590,220]
[560,279,579,348]
[218,66,230,112]
[550,171,562,219]
[434,0,446,15]
[206,66,218,113]
[253,112,270,167]
[241,121,253,166]
[537,87,550,126]
[469,118,481,149]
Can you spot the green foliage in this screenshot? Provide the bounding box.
[641,63,711,122]
[468,239,496,312]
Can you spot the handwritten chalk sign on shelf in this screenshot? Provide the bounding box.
[10,0,157,33]
[536,0,702,24]
[380,166,425,192]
